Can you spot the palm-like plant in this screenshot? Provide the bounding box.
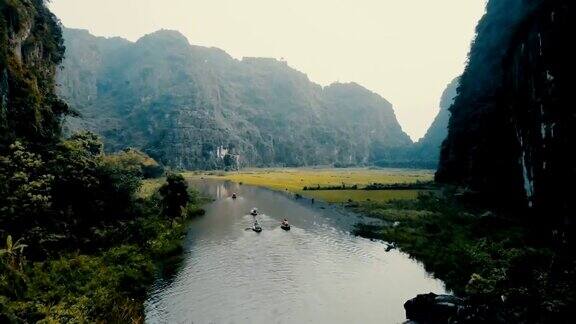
[0,235,28,269]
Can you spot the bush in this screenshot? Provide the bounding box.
[159,173,191,218]
[104,148,164,179]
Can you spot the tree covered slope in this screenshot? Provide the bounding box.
[57,28,412,169]
[0,0,68,148]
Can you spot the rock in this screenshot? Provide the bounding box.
[436,0,575,214]
[404,293,464,323]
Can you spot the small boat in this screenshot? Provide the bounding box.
[232,193,237,199]
[281,219,290,231]
[250,208,258,216]
[252,223,262,232]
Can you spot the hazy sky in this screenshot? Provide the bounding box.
[48,0,486,141]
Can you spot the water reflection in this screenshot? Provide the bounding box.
[145,179,446,324]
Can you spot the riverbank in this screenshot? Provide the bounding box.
[0,174,205,323]
[145,178,446,323]
[177,168,574,322]
[354,192,575,322]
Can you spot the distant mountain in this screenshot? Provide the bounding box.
[57,28,412,169]
[411,77,459,166]
[370,78,459,170]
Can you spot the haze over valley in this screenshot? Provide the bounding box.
[48,0,486,141]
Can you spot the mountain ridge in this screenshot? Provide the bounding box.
[57,27,413,169]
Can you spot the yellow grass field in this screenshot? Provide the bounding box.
[183,168,434,203]
[304,189,421,203]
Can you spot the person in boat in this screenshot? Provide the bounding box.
[254,219,261,228]
[232,193,237,199]
[281,219,289,227]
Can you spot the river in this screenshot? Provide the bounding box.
[145,179,446,323]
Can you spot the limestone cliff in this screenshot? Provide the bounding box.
[57,28,412,169]
[0,0,68,148]
[437,0,575,219]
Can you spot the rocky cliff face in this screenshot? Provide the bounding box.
[0,0,68,148]
[57,28,412,169]
[411,77,459,167]
[437,0,575,218]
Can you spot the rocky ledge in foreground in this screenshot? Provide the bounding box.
[404,293,464,323]
[404,292,521,323]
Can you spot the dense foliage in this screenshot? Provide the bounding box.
[159,173,190,218]
[103,147,165,179]
[0,132,201,321]
[354,193,575,322]
[0,0,69,148]
[0,1,200,322]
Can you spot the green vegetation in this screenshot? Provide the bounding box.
[159,173,204,219]
[191,168,434,203]
[103,148,165,179]
[1,2,202,322]
[0,135,202,322]
[0,0,68,146]
[353,192,575,322]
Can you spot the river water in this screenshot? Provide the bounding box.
[145,179,446,324]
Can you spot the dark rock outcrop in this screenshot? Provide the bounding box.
[437,0,575,219]
[404,293,464,323]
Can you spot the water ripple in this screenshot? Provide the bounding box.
[145,180,446,324]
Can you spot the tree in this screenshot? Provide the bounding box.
[0,142,53,234]
[103,148,164,179]
[0,235,27,269]
[158,173,190,218]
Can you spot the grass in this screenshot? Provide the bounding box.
[351,193,574,322]
[304,189,422,203]
[183,168,434,203]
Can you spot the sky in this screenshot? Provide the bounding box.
[48,0,486,141]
